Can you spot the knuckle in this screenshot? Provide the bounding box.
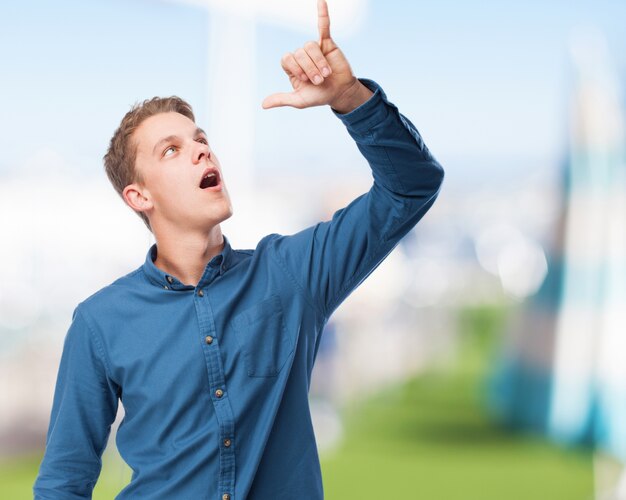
[294,47,306,59]
[315,55,327,66]
[304,40,318,51]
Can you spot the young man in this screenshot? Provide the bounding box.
[34,1,444,498]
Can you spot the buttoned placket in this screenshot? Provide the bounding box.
[193,260,236,500]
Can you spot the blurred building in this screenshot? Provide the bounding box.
[488,32,626,499]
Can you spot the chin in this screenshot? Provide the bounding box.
[211,206,234,226]
[219,211,234,224]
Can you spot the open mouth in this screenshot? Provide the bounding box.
[199,168,220,189]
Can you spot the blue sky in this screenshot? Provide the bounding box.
[1,0,624,188]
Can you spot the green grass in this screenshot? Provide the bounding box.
[321,304,593,499]
[321,367,592,500]
[3,305,593,499]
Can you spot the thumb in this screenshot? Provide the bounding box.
[262,92,302,110]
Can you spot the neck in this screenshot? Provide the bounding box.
[152,224,225,287]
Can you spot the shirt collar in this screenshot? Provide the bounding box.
[142,234,233,290]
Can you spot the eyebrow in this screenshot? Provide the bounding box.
[152,127,208,156]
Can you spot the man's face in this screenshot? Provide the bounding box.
[129,112,233,232]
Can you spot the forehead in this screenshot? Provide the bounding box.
[134,112,198,155]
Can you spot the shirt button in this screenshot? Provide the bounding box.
[166,276,174,284]
[222,494,231,500]
[223,438,232,447]
[215,389,224,398]
[205,335,213,345]
[198,289,204,297]
[163,285,169,290]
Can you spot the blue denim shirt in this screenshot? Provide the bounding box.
[34,79,444,500]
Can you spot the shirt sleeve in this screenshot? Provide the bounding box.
[269,78,445,320]
[33,306,120,499]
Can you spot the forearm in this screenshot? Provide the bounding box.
[33,307,119,499]
[334,78,444,200]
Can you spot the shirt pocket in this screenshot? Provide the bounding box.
[232,294,294,377]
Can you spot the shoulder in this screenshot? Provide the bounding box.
[230,233,284,262]
[76,266,145,319]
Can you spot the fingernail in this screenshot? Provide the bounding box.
[322,67,330,77]
[313,75,323,85]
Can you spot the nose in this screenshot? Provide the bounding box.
[194,142,211,164]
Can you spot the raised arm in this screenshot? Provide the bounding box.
[33,307,119,499]
[262,2,444,320]
[269,79,444,320]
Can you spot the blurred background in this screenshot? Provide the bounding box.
[1,0,625,498]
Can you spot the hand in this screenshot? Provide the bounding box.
[262,0,373,113]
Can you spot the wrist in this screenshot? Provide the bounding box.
[330,79,374,114]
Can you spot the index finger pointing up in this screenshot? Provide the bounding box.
[317,0,331,41]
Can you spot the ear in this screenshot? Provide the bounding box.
[123,182,154,215]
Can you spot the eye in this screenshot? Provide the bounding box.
[197,137,208,145]
[163,145,177,157]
